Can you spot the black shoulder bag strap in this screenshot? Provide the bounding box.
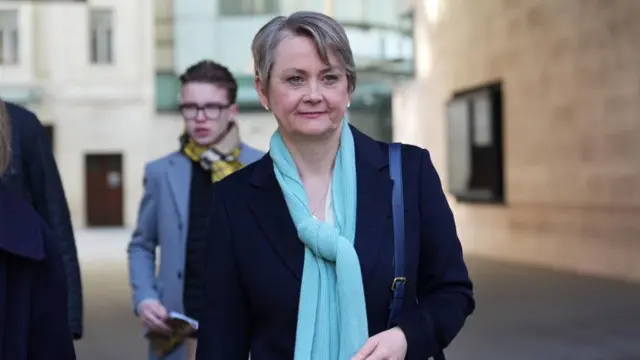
[388,143,446,360]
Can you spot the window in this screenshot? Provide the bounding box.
[155,72,180,112]
[446,82,504,203]
[219,0,279,16]
[0,10,19,65]
[90,9,113,64]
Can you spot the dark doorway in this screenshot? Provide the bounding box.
[85,153,124,227]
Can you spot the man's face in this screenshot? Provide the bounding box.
[179,82,238,146]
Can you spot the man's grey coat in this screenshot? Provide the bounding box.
[128,146,263,360]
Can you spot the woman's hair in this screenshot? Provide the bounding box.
[0,99,11,176]
[251,11,356,94]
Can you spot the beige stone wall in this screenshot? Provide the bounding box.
[394,0,640,281]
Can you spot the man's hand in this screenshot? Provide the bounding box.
[137,299,171,334]
[351,327,408,360]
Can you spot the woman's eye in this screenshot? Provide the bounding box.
[323,75,339,82]
[287,76,303,84]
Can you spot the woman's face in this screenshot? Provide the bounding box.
[256,34,351,140]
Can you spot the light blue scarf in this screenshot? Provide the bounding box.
[269,119,369,359]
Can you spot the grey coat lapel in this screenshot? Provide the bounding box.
[166,152,191,230]
[238,143,265,165]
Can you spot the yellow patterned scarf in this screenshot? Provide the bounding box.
[181,124,244,182]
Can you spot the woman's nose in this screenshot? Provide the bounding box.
[305,81,323,103]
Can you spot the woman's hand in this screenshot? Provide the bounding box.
[351,326,408,360]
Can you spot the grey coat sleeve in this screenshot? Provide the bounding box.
[127,164,160,314]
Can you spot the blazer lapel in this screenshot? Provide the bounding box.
[166,153,192,230]
[352,127,393,281]
[248,155,304,281]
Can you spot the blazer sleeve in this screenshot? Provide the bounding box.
[21,113,84,339]
[395,149,475,358]
[29,225,77,360]
[127,164,160,313]
[196,189,250,360]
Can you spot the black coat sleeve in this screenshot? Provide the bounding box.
[29,225,77,360]
[20,111,84,339]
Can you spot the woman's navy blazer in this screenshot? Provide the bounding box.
[196,126,475,360]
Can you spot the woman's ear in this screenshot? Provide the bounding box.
[254,76,269,110]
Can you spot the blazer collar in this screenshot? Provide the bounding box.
[249,125,388,187]
[0,182,46,260]
[248,125,392,282]
[167,143,259,229]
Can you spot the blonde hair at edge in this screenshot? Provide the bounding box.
[0,100,11,176]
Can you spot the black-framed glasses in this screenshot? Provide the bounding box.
[179,102,232,120]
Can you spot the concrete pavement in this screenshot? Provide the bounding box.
[73,229,640,360]
[73,229,147,360]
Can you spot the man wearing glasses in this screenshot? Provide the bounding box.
[127,60,263,360]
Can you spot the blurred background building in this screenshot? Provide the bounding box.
[394,0,640,282]
[1,0,639,283]
[0,0,411,227]
[153,0,412,150]
[0,0,156,230]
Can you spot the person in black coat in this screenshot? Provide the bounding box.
[0,101,83,339]
[196,12,474,360]
[0,100,76,359]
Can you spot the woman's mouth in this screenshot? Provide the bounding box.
[298,112,326,119]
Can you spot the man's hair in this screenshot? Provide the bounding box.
[0,99,11,175]
[179,60,238,104]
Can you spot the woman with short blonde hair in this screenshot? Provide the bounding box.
[195,10,474,360]
[0,100,11,175]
